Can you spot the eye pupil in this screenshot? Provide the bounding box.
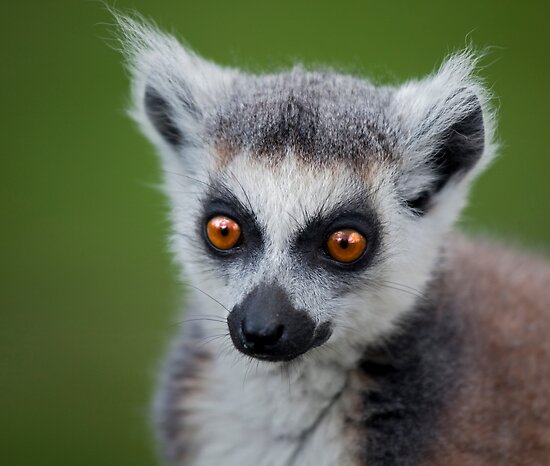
[220,226,229,236]
[339,239,349,249]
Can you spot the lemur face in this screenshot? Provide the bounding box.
[119,16,494,362]
[195,157,385,361]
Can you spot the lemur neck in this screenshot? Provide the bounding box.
[211,343,352,439]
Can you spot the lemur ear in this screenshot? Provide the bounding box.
[115,14,234,152]
[392,52,496,214]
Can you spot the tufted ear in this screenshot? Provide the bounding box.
[392,52,496,214]
[115,14,235,154]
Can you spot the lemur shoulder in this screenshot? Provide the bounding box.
[116,15,550,466]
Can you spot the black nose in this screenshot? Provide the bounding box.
[241,318,284,350]
[227,283,324,362]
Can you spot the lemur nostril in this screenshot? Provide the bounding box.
[241,320,285,348]
[264,324,284,345]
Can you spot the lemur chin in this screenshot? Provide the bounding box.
[116,13,550,466]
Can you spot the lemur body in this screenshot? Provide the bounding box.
[117,16,550,465]
[158,237,550,466]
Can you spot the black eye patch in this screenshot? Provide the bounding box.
[293,199,382,273]
[197,183,264,261]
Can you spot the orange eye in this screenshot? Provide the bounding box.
[206,216,241,250]
[326,229,367,263]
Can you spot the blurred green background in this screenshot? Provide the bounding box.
[1,1,549,465]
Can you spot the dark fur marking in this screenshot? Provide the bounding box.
[293,195,382,275]
[359,281,465,465]
[144,83,202,147]
[196,180,265,283]
[144,86,184,146]
[431,95,484,191]
[405,94,485,215]
[404,189,432,214]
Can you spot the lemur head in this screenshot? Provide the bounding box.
[119,17,496,363]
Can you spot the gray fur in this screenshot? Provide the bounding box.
[358,273,466,465]
[153,322,211,464]
[209,68,398,164]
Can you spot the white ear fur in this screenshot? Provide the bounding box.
[115,14,236,153]
[392,51,497,209]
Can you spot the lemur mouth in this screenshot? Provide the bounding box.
[310,321,333,348]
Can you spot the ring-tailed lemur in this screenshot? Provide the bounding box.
[116,15,550,466]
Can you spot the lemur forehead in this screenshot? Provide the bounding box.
[208,67,399,167]
[213,153,386,227]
